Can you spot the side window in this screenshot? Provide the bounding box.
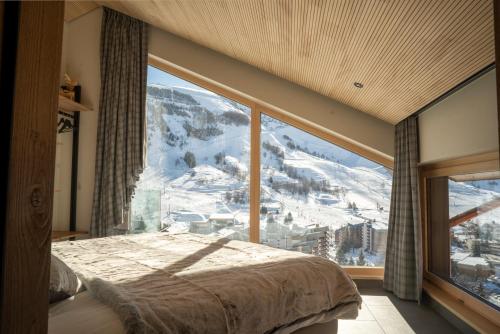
[427,172,500,310]
[449,175,500,309]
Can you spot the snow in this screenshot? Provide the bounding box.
[172,212,207,223]
[451,252,471,262]
[459,256,490,267]
[209,213,235,220]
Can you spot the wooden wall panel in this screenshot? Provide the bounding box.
[0,2,7,321]
[0,2,64,333]
[495,0,500,155]
[249,108,261,243]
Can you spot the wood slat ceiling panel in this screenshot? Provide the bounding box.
[81,0,493,124]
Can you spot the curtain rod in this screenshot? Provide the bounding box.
[413,63,496,118]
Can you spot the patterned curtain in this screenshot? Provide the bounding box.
[90,8,148,237]
[383,116,422,301]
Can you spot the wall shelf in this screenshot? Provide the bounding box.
[58,95,91,113]
[52,230,88,241]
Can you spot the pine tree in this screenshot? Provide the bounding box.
[336,246,347,264]
[184,151,196,168]
[214,152,225,164]
[357,249,366,266]
[336,241,350,265]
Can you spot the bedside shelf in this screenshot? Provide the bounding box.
[52,230,88,241]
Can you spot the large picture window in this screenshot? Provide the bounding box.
[131,64,393,269]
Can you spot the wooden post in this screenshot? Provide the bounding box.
[0,1,64,333]
[249,107,261,243]
[495,0,500,154]
[427,177,450,280]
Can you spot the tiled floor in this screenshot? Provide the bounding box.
[338,288,461,334]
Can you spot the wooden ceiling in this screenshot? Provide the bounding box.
[65,0,494,125]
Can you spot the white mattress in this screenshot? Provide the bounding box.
[49,291,343,334]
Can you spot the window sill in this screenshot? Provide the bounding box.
[423,277,500,333]
[345,266,384,280]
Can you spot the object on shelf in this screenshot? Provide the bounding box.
[58,95,91,113]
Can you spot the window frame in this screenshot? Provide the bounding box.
[419,151,500,331]
[148,54,393,278]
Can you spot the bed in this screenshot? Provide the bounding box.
[49,232,361,334]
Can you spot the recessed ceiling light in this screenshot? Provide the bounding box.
[354,82,364,88]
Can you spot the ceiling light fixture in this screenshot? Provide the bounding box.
[354,82,364,88]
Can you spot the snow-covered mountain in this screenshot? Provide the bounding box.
[145,84,251,180]
[137,83,394,235]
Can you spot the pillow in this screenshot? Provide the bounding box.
[49,254,83,303]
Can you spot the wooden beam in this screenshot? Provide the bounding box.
[0,2,3,73]
[495,0,500,155]
[344,266,384,280]
[427,176,450,280]
[249,108,261,243]
[420,151,500,178]
[449,197,500,228]
[0,1,64,333]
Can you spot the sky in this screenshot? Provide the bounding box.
[147,65,202,91]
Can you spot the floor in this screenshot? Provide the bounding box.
[338,288,462,334]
